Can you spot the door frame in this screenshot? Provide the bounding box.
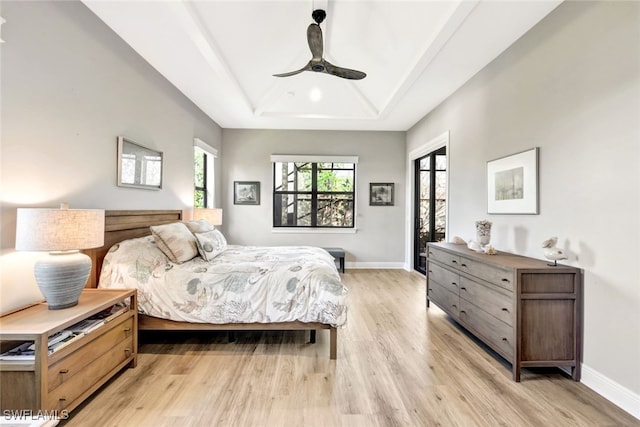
[404,130,450,271]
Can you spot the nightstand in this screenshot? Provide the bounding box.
[0,289,137,415]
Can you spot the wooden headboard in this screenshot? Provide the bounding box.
[84,210,183,288]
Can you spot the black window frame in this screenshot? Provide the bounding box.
[272,161,356,228]
[194,149,208,208]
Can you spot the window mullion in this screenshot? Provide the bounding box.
[203,153,208,208]
[429,154,437,241]
[311,163,318,227]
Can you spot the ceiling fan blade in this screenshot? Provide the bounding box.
[274,10,367,80]
[323,60,367,80]
[307,23,323,60]
[273,61,313,77]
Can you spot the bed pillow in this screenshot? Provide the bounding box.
[183,219,214,234]
[194,229,227,261]
[150,222,198,263]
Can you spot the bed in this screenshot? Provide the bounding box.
[85,210,346,359]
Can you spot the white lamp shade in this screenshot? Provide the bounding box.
[15,208,105,251]
[193,208,223,226]
[15,206,105,309]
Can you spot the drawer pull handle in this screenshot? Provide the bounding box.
[452,304,458,309]
[460,310,466,314]
[502,338,509,342]
[451,260,458,264]
[124,327,131,332]
[428,251,433,256]
[501,308,510,313]
[59,396,67,402]
[501,278,510,283]
[460,287,467,291]
[461,263,468,268]
[428,270,433,273]
[59,369,69,374]
[451,282,458,287]
[125,348,131,355]
[428,288,433,292]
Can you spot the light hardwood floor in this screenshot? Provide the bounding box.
[61,270,638,426]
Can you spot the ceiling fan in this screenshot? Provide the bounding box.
[273,9,366,80]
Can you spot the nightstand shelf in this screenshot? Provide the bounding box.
[0,289,137,415]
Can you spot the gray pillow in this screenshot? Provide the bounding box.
[194,230,227,261]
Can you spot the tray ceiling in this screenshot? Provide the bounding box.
[82,0,561,131]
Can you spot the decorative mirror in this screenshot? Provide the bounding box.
[117,136,163,190]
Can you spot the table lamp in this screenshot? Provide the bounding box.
[15,204,105,310]
[193,208,223,226]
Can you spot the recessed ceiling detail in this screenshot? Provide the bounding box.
[82,1,561,131]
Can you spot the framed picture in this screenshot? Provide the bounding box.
[234,181,260,205]
[117,136,163,190]
[370,183,394,206]
[487,147,539,214]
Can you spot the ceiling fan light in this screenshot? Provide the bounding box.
[309,88,323,102]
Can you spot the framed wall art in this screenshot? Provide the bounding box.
[369,183,394,206]
[487,147,539,214]
[117,136,163,190]
[234,181,260,205]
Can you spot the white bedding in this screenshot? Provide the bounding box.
[98,236,348,327]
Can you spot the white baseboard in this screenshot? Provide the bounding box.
[581,364,640,420]
[346,262,406,270]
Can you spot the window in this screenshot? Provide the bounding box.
[194,139,216,208]
[273,161,356,228]
[194,147,208,208]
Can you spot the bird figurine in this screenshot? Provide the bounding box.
[542,237,567,266]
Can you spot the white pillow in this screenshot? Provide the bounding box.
[183,219,214,234]
[150,222,198,263]
[194,230,227,261]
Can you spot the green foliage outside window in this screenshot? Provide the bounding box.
[273,162,355,228]
[194,149,206,208]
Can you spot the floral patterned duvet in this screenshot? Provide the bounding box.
[98,236,348,327]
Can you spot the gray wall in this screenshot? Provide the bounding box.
[221,129,406,267]
[0,1,222,312]
[1,0,638,415]
[407,1,639,407]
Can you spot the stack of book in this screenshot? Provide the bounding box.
[0,304,128,362]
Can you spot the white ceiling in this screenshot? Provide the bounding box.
[82,0,561,132]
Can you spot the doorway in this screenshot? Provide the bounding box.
[414,146,447,274]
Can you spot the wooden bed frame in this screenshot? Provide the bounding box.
[84,210,337,359]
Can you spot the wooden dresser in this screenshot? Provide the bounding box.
[0,289,137,416]
[426,242,582,382]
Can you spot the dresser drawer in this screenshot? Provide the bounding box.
[48,316,134,392]
[428,281,459,316]
[459,277,513,326]
[46,337,133,410]
[459,300,514,360]
[427,246,461,270]
[428,262,460,295]
[459,257,515,291]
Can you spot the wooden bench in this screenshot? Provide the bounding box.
[323,247,345,273]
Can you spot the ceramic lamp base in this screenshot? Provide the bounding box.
[34,251,91,310]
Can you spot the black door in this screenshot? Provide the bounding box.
[414,146,447,274]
